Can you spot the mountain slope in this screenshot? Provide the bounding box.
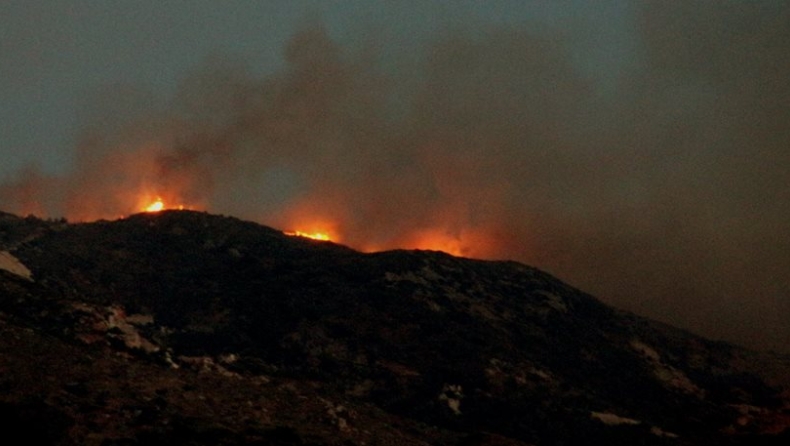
[1,210,788,445]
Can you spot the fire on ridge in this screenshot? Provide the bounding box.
[137,194,334,243]
[283,230,332,241]
[141,197,186,213]
[136,195,465,255]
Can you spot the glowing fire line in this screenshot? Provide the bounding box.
[284,230,331,241]
[141,197,185,213]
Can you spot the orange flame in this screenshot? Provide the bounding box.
[144,198,165,212]
[284,230,332,241]
[140,196,186,214]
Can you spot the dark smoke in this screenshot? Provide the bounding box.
[2,2,789,352]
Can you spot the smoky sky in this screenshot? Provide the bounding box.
[2,1,789,353]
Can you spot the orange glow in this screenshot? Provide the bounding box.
[144,198,165,212]
[284,230,332,241]
[398,226,499,258]
[409,231,464,256]
[279,204,338,242]
[139,196,187,214]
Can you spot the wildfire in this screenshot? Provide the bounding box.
[284,230,332,241]
[140,196,186,213]
[144,198,165,212]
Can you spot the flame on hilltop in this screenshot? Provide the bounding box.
[140,196,186,213]
[284,230,332,241]
[144,198,165,212]
[280,207,337,242]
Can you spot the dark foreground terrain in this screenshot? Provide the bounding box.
[1,209,788,445]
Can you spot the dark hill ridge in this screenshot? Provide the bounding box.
[1,209,788,445]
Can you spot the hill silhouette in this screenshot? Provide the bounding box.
[1,209,788,445]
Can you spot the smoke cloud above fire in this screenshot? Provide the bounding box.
[2,1,789,352]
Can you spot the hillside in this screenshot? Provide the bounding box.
[1,209,788,445]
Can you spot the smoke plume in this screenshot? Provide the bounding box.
[2,1,789,352]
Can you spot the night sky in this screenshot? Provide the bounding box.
[2,1,789,353]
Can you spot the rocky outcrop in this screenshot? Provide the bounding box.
[0,250,32,280]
